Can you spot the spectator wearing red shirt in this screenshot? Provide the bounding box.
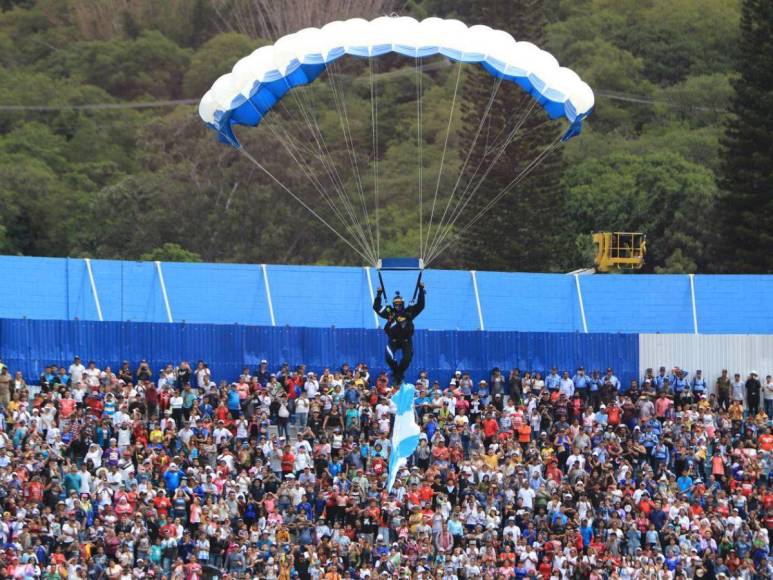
[606,403,621,427]
[153,490,172,518]
[482,413,499,445]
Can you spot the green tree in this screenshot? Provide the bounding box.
[141,243,201,262]
[455,0,569,272]
[0,154,68,256]
[716,0,773,273]
[42,31,191,99]
[565,152,718,272]
[182,32,263,98]
[0,0,756,272]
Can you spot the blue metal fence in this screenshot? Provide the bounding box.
[0,319,639,386]
[1,256,771,333]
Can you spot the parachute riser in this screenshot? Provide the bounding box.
[377,257,424,305]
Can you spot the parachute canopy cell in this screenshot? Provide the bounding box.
[199,16,595,147]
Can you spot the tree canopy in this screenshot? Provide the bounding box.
[0,0,766,273]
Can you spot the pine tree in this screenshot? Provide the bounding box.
[717,0,773,273]
[444,0,569,272]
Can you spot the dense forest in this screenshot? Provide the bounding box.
[0,0,770,272]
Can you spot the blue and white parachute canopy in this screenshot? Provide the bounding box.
[199,16,595,148]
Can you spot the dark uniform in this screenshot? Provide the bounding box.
[373,285,425,385]
[746,374,762,415]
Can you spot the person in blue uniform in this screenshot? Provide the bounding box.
[373,283,425,385]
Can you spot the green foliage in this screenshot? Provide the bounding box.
[0,154,68,256]
[42,31,191,99]
[716,0,773,273]
[548,0,740,86]
[141,243,201,262]
[0,0,757,274]
[565,152,718,272]
[182,33,265,98]
[453,0,570,272]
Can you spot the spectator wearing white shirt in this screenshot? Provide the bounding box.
[374,400,390,420]
[79,465,93,495]
[170,392,184,425]
[441,392,457,415]
[106,465,124,489]
[158,365,176,390]
[99,366,116,387]
[68,356,85,385]
[160,411,176,433]
[83,361,101,388]
[117,423,132,450]
[566,448,585,471]
[559,372,575,398]
[72,383,87,405]
[731,373,745,403]
[195,361,211,389]
[178,423,195,447]
[111,408,130,428]
[213,422,232,446]
[304,373,319,398]
[604,368,621,391]
[295,393,310,427]
[764,374,773,417]
[294,447,312,473]
[518,485,535,509]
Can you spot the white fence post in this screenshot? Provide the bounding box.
[364,267,379,328]
[575,274,589,333]
[470,270,485,331]
[155,261,173,323]
[84,258,104,322]
[262,264,276,326]
[689,274,699,335]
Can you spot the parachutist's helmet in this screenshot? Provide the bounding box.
[393,292,405,310]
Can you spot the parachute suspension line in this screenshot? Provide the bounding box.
[432,102,540,257]
[428,135,563,265]
[423,60,463,260]
[426,133,564,266]
[295,87,366,238]
[424,75,503,261]
[303,86,378,266]
[237,146,375,266]
[267,91,377,265]
[288,80,377,263]
[425,99,538,263]
[482,115,551,157]
[326,60,377,258]
[267,102,359,237]
[369,57,381,261]
[263,119,376,265]
[415,56,424,261]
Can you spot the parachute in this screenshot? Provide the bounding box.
[199,16,594,266]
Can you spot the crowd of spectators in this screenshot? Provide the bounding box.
[0,356,771,579]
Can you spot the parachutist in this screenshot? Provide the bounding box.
[373,282,425,385]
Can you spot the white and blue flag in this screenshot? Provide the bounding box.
[386,382,421,492]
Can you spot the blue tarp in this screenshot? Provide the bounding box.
[0,319,639,387]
